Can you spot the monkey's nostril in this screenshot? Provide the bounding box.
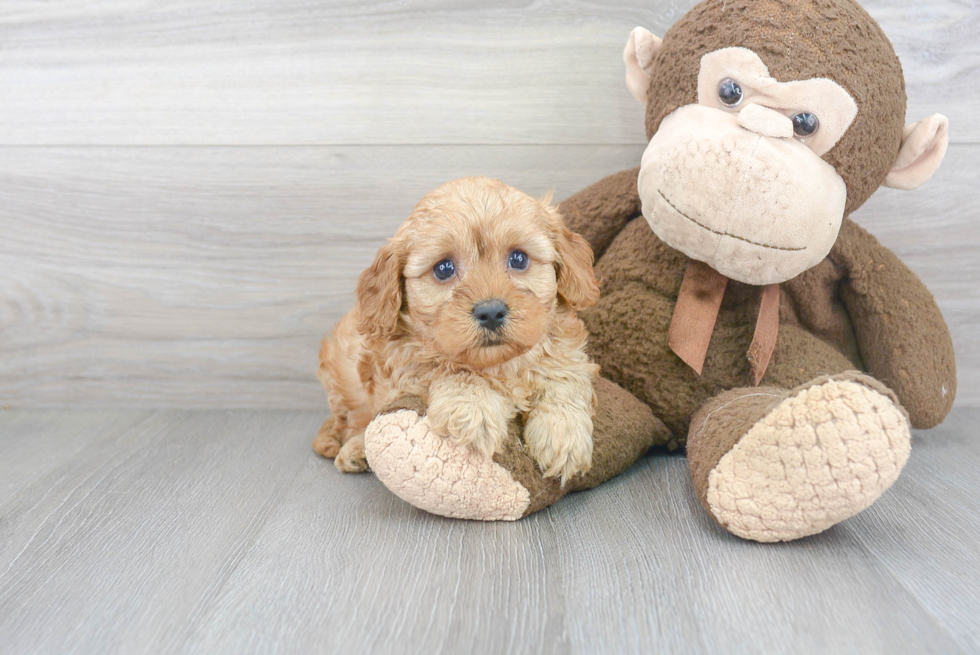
[472,300,508,332]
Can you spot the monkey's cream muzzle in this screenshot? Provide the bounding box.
[636,47,859,286]
[638,104,848,286]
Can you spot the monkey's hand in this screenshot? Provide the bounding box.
[830,218,956,428]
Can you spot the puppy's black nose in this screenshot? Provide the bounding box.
[472,300,508,331]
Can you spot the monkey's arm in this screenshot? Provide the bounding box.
[558,168,642,259]
[829,218,956,428]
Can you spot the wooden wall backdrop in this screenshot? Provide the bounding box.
[1,0,977,409]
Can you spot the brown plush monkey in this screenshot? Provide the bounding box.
[360,0,955,542]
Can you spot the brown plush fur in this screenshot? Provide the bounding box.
[316,177,601,482]
[533,0,955,537]
[561,0,955,440]
[574,181,954,440]
[448,0,951,523]
[500,377,671,516]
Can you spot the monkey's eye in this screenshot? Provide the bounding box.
[433,258,456,281]
[718,78,743,107]
[792,112,820,138]
[508,250,529,271]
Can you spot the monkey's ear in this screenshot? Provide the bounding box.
[623,27,663,104]
[883,115,949,190]
[356,240,404,341]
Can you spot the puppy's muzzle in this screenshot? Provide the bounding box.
[472,299,508,332]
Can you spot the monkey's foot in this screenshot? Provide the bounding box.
[363,398,532,521]
[364,380,667,521]
[688,372,912,542]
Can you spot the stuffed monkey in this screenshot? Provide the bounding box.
[356,0,955,542]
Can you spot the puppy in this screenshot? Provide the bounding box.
[314,176,600,483]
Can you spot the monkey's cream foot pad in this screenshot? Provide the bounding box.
[364,410,531,520]
[706,377,912,542]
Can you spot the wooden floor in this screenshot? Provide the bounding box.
[0,408,977,655]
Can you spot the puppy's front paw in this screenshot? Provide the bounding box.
[524,408,594,485]
[428,396,510,460]
[335,435,368,473]
[312,416,342,458]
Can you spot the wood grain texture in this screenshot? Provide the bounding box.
[0,408,977,654]
[846,411,980,653]
[1,0,977,408]
[0,144,638,408]
[0,409,152,499]
[0,0,975,146]
[1,144,976,409]
[0,409,318,655]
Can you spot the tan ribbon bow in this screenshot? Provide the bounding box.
[667,260,780,386]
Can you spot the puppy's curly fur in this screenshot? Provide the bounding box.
[315,177,600,483]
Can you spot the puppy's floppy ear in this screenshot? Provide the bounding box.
[549,206,600,311]
[356,239,404,340]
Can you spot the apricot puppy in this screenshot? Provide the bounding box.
[314,176,601,483]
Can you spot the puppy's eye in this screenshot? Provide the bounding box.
[792,112,819,138]
[433,259,456,281]
[508,250,529,271]
[718,78,743,107]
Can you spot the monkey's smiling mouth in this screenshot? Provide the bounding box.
[657,189,806,252]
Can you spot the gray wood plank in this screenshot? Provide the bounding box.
[183,459,570,655]
[1,144,976,409]
[0,144,646,410]
[0,0,973,145]
[544,453,967,655]
[182,419,972,655]
[1,409,977,654]
[843,410,980,652]
[0,409,319,655]
[0,409,152,501]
